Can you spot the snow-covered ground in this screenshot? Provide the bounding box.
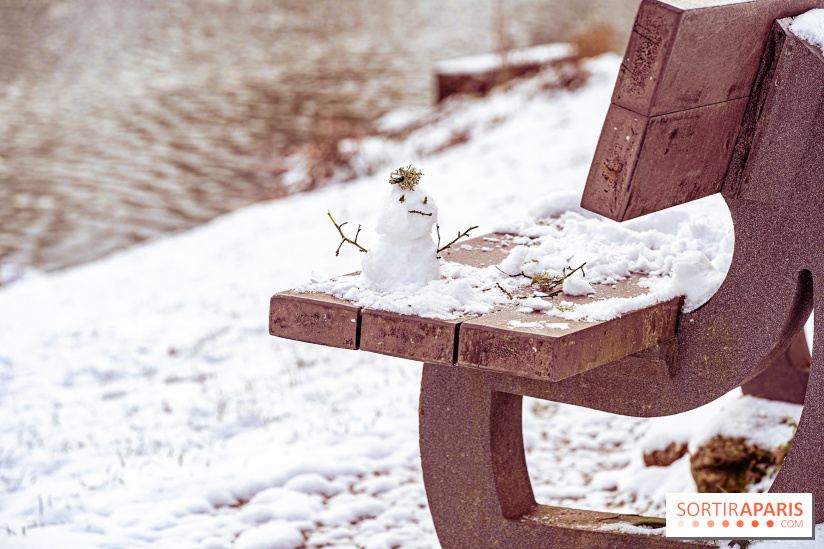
[1,55,818,548]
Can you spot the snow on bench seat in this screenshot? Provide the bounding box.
[270,233,681,382]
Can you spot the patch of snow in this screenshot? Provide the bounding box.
[790,9,824,55]
[562,274,594,296]
[435,43,573,74]
[507,320,570,330]
[689,395,801,452]
[306,187,732,321]
[283,474,344,497]
[497,191,733,321]
[597,522,666,536]
[234,521,304,549]
[375,107,429,133]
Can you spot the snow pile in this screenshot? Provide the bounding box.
[338,55,606,182]
[496,192,732,319]
[562,274,594,296]
[303,189,733,321]
[434,43,573,74]
[302,263,506,319]
[638,394,801,458]
[791,9,824,54]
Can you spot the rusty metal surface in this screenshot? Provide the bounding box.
[584,0,824,221]
[269,290,360,350]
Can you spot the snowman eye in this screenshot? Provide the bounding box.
[399,194,405,203]
[423,196,428,205]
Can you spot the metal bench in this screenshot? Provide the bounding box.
[270,1,824,546]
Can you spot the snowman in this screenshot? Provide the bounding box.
[361,165,441,292]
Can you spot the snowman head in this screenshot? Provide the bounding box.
[375,166,438,240]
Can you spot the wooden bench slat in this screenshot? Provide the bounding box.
[615,0,824,117]
[582,98,747,221]
[457,277,681,382]
[269,291,360,350]
[360,309,461,365]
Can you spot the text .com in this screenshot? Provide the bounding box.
[666,493,814,540]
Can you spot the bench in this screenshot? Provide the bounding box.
[270,1,824,546]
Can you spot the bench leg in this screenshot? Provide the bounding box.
[419,362,714,548]
[770,289,824,523]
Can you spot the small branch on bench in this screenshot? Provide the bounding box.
[328,211,368,256]
[496,282,513,300]
[495,266,532,280]
[497,262,587,295]
[532,263,586,292]
[437,225,479,253]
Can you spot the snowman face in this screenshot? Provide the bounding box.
[375,186,438,240]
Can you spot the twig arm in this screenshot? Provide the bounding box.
[437,226,479,253]
[328,211,368,255]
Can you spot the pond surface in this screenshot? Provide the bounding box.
[0,0,639,272]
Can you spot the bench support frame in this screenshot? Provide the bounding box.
[420,16,824,547]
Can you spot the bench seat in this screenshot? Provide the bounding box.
[270,233,681,382]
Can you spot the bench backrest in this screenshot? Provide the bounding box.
[581,0,824,221]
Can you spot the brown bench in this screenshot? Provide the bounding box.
[270,1,824,546]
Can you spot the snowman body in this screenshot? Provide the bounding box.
[361,185,440,292]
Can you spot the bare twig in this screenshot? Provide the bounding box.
[495,266,531,280]
[496,282,513,300]
[408,210,432,216]
[496,262,587,295]
[328,211,368,255]
[437,226,479,253]
[539,288,563,299]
